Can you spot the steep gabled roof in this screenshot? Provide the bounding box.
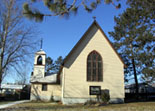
[62,20,125,66]
[58,20,126,75]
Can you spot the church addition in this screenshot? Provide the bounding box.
[30,20,125,104]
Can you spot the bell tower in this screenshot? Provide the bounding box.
[33,49,46,78]
[32,39,46,78]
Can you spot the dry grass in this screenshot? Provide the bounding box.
[1,101,155,111]
[0,101,14,105]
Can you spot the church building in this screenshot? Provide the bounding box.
[30,20,125,104]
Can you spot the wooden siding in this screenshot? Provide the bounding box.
[63,24,124,99]
[31,84,61,100]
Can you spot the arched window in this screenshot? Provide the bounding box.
[87,51,103,81]
[37,56,42,65]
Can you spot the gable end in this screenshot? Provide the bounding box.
[62,20,125,68]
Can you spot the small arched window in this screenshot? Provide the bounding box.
[87,51,103,81]
[37,55,42,65]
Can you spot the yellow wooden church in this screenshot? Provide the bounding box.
[30,20,125,104]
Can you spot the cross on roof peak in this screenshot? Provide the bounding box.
[93,16,96,20]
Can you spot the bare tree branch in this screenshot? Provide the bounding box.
[0,0,38,84]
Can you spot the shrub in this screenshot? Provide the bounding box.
[101,92,110,103]
[50,94,54,102]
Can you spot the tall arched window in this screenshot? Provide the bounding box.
[87,51,103,81]
[37,55,42,65]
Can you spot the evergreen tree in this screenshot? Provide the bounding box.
[45,56,63,74]
[45,57,55,75]
[109,0,155,96]
[23,0,121,22]
[54,56,63,74]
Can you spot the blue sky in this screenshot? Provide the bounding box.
[34,0,128,60]
[4,0,129,83]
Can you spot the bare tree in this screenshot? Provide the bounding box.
[15,65,30,85]
[0,0,38,85]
